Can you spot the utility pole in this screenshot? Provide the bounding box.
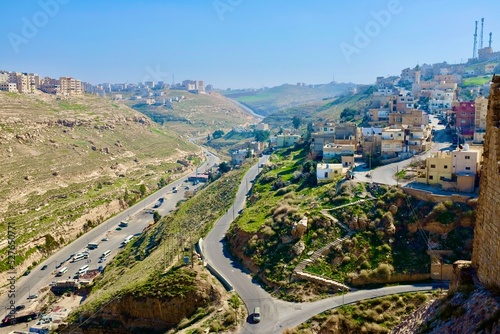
[396,166,399,187]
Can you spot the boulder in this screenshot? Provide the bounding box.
[291,216,308,238]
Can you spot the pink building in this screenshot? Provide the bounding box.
[453,102,475,139]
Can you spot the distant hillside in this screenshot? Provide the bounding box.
[221,82,357,116]
[263,85,375,128]
[125,90,260,137]
[0,92,199,277]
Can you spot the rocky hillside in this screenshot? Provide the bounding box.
[226,146,476,301]
[0,91,199,279]
[59,265,238,334]
[392,264,500,334]
[128,90,260,137]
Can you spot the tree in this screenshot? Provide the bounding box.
[254,130,270,142]
[292,116,301,129]
[340,107,357,122]
[153,211,161,223]
[218,161,231,173]
[139,184,147,197]
[229,294,241,323]
[212,129,224,139]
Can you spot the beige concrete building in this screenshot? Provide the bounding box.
[275,134,300,148]
[474,96,488,143]
[389,109,428,127]
[59,77,83,96]
[381,126,406,157]
[417,151,453,185]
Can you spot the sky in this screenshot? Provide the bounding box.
[1,0,499,89]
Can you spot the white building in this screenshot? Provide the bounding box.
[316,163,344,183]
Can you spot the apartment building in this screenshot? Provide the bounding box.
[453,101,475,139]
[389,108,428,127]
[0,82,18,92]
[59,77,83,96]
[275,134,300,148]
[416,145,481,192]
[474,96,488,143]
[381,126,406,158]
[322,143,355,160]
[417,151,453,185]
[407,125,432,154]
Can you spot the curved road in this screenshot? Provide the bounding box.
[203,157,441,333]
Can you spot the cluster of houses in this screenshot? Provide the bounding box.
[228,61,492,194]
[0,70,83,96]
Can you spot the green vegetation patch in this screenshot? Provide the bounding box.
[292,292,437,334]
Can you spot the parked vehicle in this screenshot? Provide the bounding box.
[253,307,261,323]
[56,267,68,276]
[27,294,38,300]
[41,265,48,270]
[2,311,38,326]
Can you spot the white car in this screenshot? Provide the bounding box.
[27,294,38,300]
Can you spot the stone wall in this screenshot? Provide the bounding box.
[402,187,472,203]
[471,75,500,288]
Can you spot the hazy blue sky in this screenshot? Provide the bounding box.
[1,0,499,88]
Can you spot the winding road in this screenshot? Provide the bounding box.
[203,155,442,333]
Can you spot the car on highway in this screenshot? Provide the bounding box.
[27,294,38,300]
[102,237,109,241]
[15,305,25,312]
[153,198,164,208]
[55,262,62,269]
[119,221,129,227]
[41,265,48,270]
[172,187,178,193]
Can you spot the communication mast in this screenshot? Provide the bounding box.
[480,18,484,49]
[473,20,478,59]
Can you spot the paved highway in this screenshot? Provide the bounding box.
[0,150,218,321]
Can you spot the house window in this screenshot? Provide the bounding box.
[440,176,445,180]
[429,175,434,180]
[324,172,328,178]
[465,156,470,159]
[430,164,436,168]
[444,165,448,169]
[465,167,471,170]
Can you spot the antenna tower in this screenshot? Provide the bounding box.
[480,18,484,49]
[473,20,478,59]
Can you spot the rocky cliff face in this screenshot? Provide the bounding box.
[60,267,223,333]
[472,74,500,288]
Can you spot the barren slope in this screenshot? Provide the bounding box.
[0,91,199,276]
